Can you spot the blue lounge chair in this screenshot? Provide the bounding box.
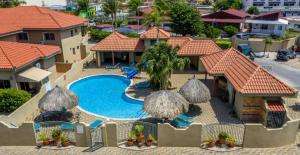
[135,81,150,88]
[34,123,41,132]
[90,120,103,129]
[121,62,135,71]
[127,70,138,79]
[178,114,192,123]
[61,122,75,130]
[105,63,120,69]
[170,119,191,128]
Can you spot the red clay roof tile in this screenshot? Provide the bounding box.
[140,27,171,39]
[0,41,60,69]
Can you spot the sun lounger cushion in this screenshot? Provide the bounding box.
[61,122,75,130]
[90,120,103,129]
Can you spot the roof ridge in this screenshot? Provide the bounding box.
[35,6,62,28]
[0,44,14,69]
[241,66,260,93]
[32,45,45,57]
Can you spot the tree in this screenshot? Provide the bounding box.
[0,88,31,113]
[204,26,222,39]
[140,42,190,89]
[76,0,89,12]
[264,37,272,55]
[128,0,144,16]
[224,25,238,37]
[213,0,241,12]
[0,0,26,8]
[169,1,204,36]
[247,6,259,15]
[103,0,120,32]
[144,8,164,42]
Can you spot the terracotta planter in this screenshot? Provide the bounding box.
[43,139,51,146]
[136,135,145,143]
[127,140,134,147]
[54,137,61,145]
[218,138,226,145]
[62,140,70,147]
[207,142,215,148]
[227,143,235,148]
[145,140,153,147]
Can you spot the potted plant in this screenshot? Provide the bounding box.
[61,133,70,147]
[38,132,50,146]
[145,134,155,147]
[135,125,144,147]
[218,131,228,145]
[206,137,215,148]
[226,135,236,148]
[127,131,136,147]
[51,129,62,145]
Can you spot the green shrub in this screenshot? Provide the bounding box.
[51,129,62,139]
[218,131,229,139]
[0,88,31,113]
[121,32,140,38]
[215,39,232,49]
[204,26,222,39]
[224,25,238,37]
[90,28,111,41]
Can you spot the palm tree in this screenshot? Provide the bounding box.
[0,0,26,8]
[140,42,190,90]
[103,0,120,32]
[128,0,143,16]
[264,37,272,56]
[77,0,89,12]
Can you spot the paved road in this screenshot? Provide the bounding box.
[255,58,300,91]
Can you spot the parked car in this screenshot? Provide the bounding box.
[236,33,249,40]
[276,49,296,61]
[88,20,96,26]
[237,44,252,56]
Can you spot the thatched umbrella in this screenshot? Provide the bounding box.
[143,90,189,119]
[179,77,211,104]
[38,86,78,112]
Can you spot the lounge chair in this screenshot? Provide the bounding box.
[170,119,191,128]
[127,70,138,79]
[121,62,135,71]
[61,122,75,130]
[90,120,103,129]
[34,123,41,132]
[178,114,192,123]
[135,81,150,88]
[105,63,120,69]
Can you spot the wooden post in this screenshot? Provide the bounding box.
[211,78,216,97]
[112,52,115,65]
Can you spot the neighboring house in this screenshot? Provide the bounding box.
[0,41,60,93]
[245,12,288,36]
[281,16,300,32]
[202,9,251,30]
[0,6,87,63]
[24,0,67,7]
[91,27,222,72]
[201,48,297,127]
[242,0,300,16]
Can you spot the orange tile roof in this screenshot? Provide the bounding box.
[201,48,296,95]
[167,37,192,48]
[177,40,222,56]
[0,6,87,35]
[0,41,60,69]
[140,27,171,39]
[91,32,145,52]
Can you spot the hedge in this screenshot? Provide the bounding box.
[0,89,31,113]
[90,29,111,41]
[215,40,232,49]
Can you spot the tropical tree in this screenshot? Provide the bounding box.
[264,37,272,55]
[128,0,144,16]
[213,0,241,12]
[204,26,222,39]
[76,0,89,12]
[247,6,259,15]
[224,25,238,37]
[140,42,190,90]
[0,0,26,8]
[103,0,120,31]
[169,1,204,36]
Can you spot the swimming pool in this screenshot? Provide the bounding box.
[68,75,147,120]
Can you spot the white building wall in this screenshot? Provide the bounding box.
[24,0,67,6]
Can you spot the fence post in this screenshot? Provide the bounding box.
[74,122,90,147]
[102,122,118,147]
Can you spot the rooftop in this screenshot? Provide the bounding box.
[0,6,87,36]
[0,41,60,69]
[202,9,250,23]
[140,27,171,39]
[201,48,296,96]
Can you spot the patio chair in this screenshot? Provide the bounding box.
[61,122,75,130]
[170,119,191,128]
[178,114,192,123]
[127,69,138,79]
[34,123,41,132]
[105,63,120,69]
[90,120,103,129]
[121,62,135,71]
[135,80,150,88]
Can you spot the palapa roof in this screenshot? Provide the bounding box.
[91,32,145,52]
[143,90,189,119]
[140,27,171,39]
[0,41,60,69]
[179,78,211,103]
[201,48,297,96]
[0,6,87,36]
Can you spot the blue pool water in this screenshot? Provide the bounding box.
[68,75,147,119]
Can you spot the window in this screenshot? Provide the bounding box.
[150,40,156,46]
[44,33,55,41]
[72,48,76,55]
[17,33,29,41]
[20,82,30,91]
[71,30,74,37]
[0,80,10,89]
[278,25,283,30]
[261,24,268,30]
[75,29,78,33]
